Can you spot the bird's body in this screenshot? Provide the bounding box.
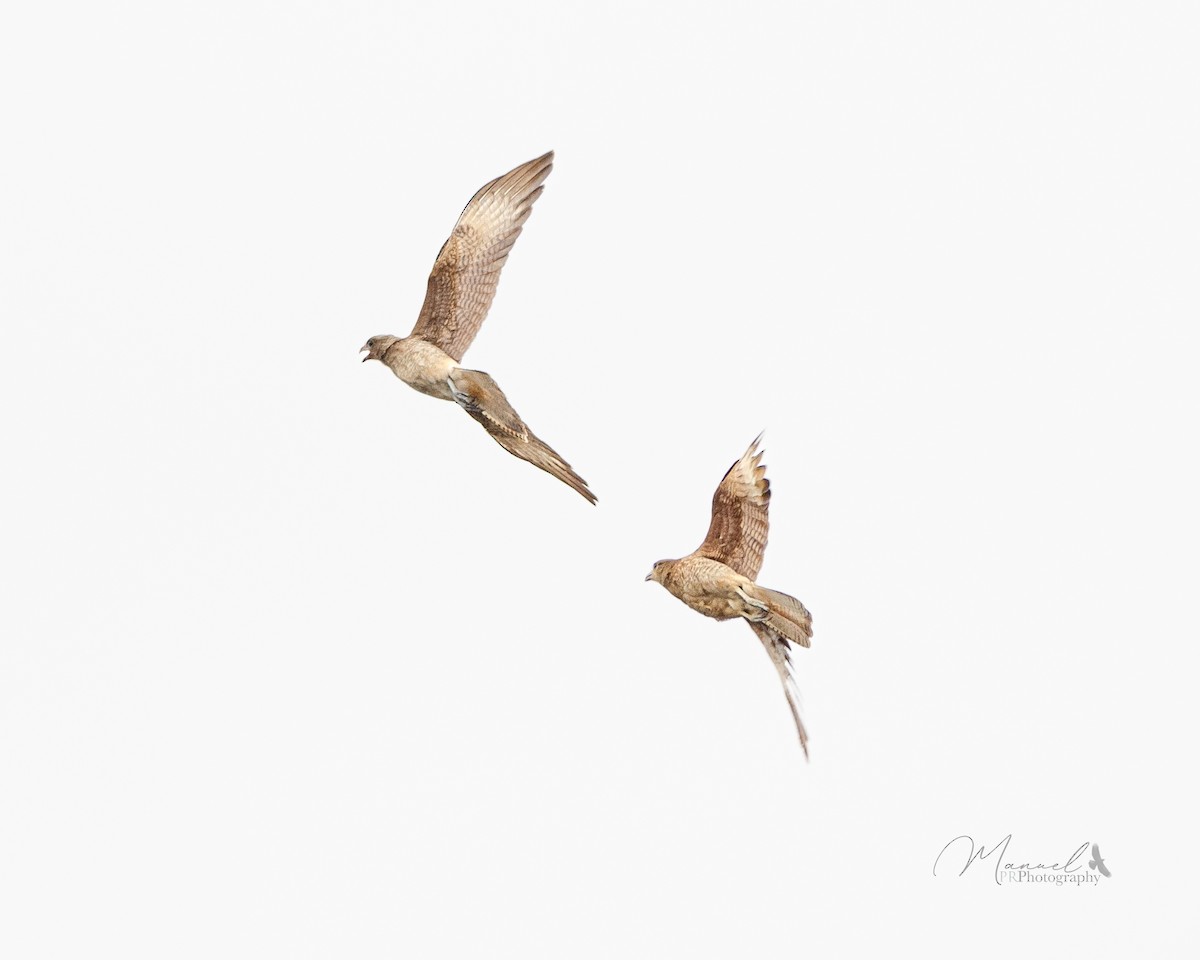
[646,436,814,755]
[656,556,761,621]
[361,151,596,504]
[377,336,458,400]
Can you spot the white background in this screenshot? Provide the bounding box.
[2,1,1197,956]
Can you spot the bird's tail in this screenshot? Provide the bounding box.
[748,584,813,649]
[750,622,810,759]
[514,431,598,505]
[449,367,597,504]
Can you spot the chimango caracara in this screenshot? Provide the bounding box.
[360,151,595,503]
[646,435,814,756]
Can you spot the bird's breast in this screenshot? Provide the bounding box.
[663,559,747,621]
[385,339,458,400]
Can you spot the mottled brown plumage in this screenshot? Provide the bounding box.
[646,436,813,756]
[360,152,595,504]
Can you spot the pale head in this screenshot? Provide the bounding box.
[360,335,400,363]
[645,559,675,583]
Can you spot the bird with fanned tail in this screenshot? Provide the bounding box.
[361,151,596,503]
[646,435,814,756]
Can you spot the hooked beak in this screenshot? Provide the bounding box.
[644,572,654,582]
[360,344,371,362]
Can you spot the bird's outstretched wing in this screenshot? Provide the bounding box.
[410,152,554,362]
[448,368,596,504]
[750,621,809,759]
[696,434,770,580]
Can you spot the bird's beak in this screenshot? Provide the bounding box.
[360,344,371,362]
[644,572,654,582]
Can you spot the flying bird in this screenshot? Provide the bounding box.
[361,151,595,503]
[645,435,814,756]
[1088,843,1111,877]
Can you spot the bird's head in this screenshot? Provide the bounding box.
[645,560,674,584]
[360,335,399,363]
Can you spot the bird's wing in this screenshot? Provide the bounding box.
[750,621,809,759]
[409,152,554,362]
[448,368,596,504]
[696,434,770,580]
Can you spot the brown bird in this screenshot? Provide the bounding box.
[645,435,814,756]
[361,151,595,503]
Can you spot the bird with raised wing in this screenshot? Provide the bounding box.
[645,435,814,756]
[360,151,595,503]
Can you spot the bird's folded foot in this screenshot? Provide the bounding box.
[447,378,472,407]
[736,586,769,612]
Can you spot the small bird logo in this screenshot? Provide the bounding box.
[1088,843,1111,877]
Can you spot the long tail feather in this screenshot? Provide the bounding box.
[750,622,810,759]
[507,432,597,504]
